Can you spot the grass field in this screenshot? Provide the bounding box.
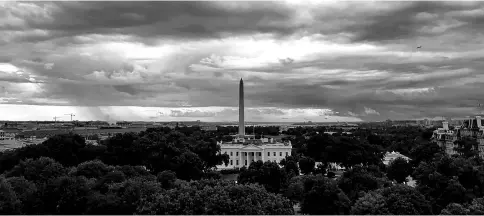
[221,173,238,182]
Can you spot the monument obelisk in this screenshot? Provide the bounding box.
[239,78,245,137]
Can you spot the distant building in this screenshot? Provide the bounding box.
[116,121,132,128]
[217,79,292,170]
[383,151,411,165]
[0,129,21,140]
[432,116,484,157]
[201,125,217,131]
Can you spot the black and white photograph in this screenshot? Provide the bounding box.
[1,0,484,215]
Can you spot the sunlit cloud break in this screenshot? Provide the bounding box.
[2,1,484,121]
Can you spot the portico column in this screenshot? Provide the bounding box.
[262,150,265,162]
[238,151,242,168]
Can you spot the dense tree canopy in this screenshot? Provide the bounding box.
[386,157,413,184]
[300,175,351,215]
[351,185,432,215]
[2,124,484,215]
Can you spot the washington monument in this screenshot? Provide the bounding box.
[239,78,245,136]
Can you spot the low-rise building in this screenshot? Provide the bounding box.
[201,125,217,131]
[0,129,20,140]
[216,135,292,170]
[432,116,484,157]
[383,151,411,165]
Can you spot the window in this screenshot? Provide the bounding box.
[280,152,282,156]
[236,152,239,156]
[230,152,233,156]
[245,152,247,156]
[245,160,247,165]
[268,152,270,156]
[230,160,233,165]
[273,152,276,156]
[286,152,288,156]
[236,160,239,165]
[258,152,261,156]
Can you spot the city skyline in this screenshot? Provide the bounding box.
[2,1,484,122]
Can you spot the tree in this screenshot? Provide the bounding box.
[5,157,68,183]
[0,176,21,214]
[280,156,300,177]
[454,137,479,158]
[190,138,229,171]
[468,198,484,215]
[41,133,87,166]
[350,191,389,214]
[351,185,432,215]
[409,141,442,168]
[284,175,314,204]
[441,203,470,215]
[5,176,37,214]
[41,176,92,214]
[114,165,153,179]
[325,136,384,168]
[387,157,413,184]
[298,156,315,175]
[338,165,389,202]
[440,198,484,215]
[137,180,294,215]
[238,161,288,193]
[300,175,351,215]
[173,152,205,181]
[157,170,177,189]
[72,160,114,179]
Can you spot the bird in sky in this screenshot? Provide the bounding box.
[417,46,422,49]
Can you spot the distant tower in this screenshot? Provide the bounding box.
[239,78,245,136]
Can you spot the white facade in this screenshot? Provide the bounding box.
[383,151,410,165]
[217,137,292,169]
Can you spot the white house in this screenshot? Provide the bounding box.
[217,78,293,169]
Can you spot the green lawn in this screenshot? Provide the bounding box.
[221,173,238,182]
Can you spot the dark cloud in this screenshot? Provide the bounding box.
[302,2,484,44]
[4,1,484,121]
[3,1,299,44]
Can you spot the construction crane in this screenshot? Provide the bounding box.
[53,116,61,122]
[65,113,76,121]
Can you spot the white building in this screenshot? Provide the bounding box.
[383,151,411,165]
[217,137,292,169]
[432,121,458,155]
[216,79,293,170]
[0,130,15,140]
[432,116,484,157]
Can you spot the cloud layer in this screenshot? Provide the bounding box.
[2,1,484,121]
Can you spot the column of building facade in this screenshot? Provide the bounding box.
[238,150,242,168]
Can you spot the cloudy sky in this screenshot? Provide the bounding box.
[1,1,484,122]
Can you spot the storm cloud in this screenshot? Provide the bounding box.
[2,1,484,122]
